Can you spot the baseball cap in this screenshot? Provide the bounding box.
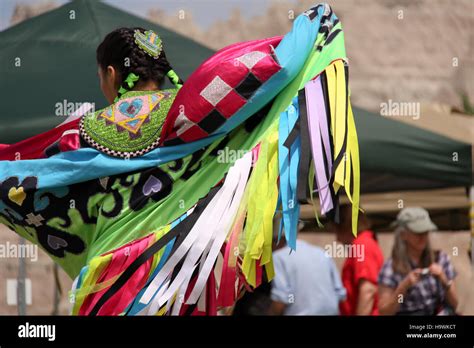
[391,207,437,233]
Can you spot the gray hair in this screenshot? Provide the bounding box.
[391,226,434,274]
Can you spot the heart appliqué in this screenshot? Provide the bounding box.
[8,186,26,206]
[118,98,143,118]
[47,235,68,250]
[142,175,163,196]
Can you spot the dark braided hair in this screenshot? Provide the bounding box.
[96,27,184,99]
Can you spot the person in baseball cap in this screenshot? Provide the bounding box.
[378,207,459,315]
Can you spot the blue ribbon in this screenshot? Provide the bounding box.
[278,96,301,250]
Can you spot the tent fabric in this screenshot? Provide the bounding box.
[353,106,472,192]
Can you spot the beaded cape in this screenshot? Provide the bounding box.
[80,89,177,158]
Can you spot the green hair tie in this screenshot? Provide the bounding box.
[124,72,140,88]
[167,69,183,89]
[114,73,140,102]
[118,86,128,94]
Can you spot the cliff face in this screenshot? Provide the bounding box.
[9,1,473,112]
[329,0,474,112]
[147,0,474,113]
[9,1,58,26]
[10,1,473,112]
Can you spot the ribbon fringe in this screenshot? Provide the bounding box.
[71,3,360,316]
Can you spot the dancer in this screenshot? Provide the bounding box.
[0,3,360,316]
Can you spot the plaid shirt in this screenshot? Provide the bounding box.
[378,251,457,315]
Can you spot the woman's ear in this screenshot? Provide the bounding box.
[106,65,118,88]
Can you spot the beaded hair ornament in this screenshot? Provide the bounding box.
[134,29,163,59]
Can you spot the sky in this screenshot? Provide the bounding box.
[0,0,278,31]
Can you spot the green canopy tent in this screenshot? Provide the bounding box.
[0,0,214,143]
[0,0,471,193]
[353,106,472,193]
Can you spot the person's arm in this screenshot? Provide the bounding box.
[327,255,347,305]
[429,263,459,310]
[269,301,286,315]
[379,269,421,315]
[351,240,381,315]
[444,282,459,310]
[356,280,377,315]
[269,253,292,315]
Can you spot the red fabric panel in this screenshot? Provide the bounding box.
[0,119,81,160]
[159,35,283,145]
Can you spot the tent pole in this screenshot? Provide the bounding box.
[52,263,61,315]
[17,236,26,315]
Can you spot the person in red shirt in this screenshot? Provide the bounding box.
[331,204,384,315]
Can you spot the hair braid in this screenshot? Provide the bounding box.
[96,27,184,100]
